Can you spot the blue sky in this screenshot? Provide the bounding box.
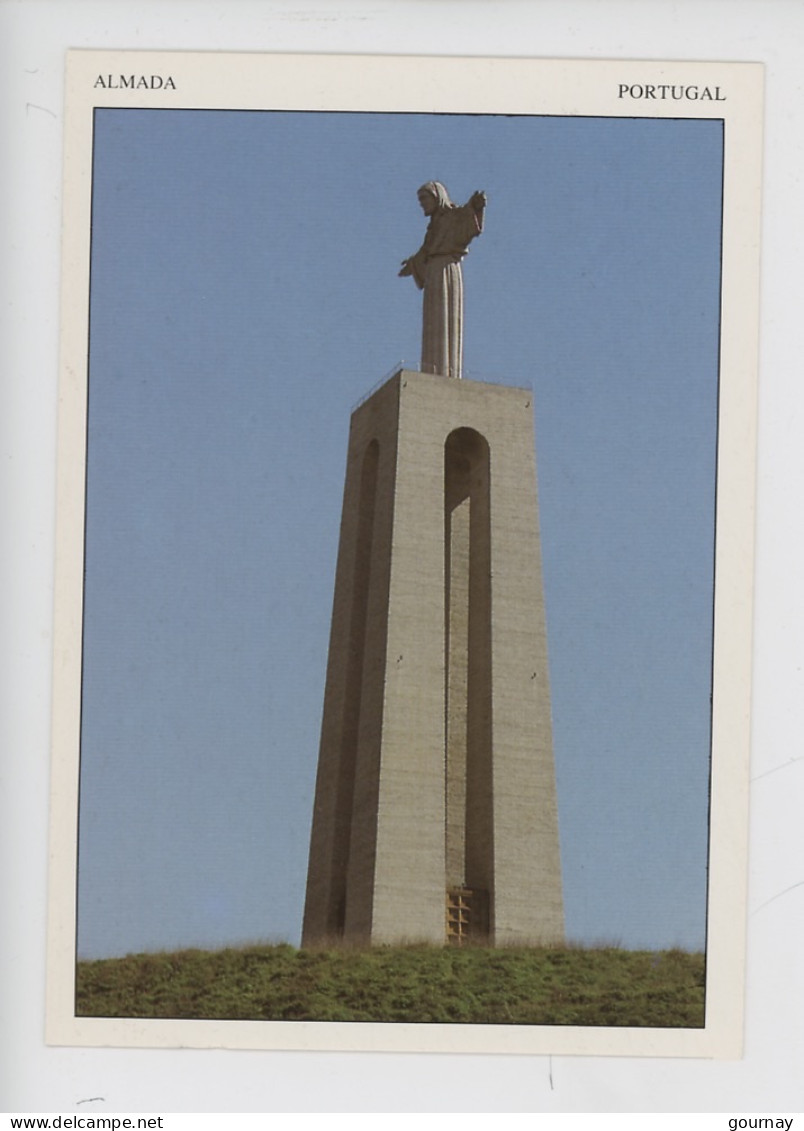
[77,107,722,959]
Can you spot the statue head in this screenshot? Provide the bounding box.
[417,181,453,215]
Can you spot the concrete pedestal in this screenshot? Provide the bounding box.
[302,370,564,947]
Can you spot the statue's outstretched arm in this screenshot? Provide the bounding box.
[398,247,427,289]
[470,190,487,212]
[468,191,487,234]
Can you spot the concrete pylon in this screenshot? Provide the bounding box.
[302,370,564,947]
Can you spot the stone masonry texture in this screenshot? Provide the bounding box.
[302,370,564,947]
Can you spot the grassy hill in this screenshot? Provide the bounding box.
[76,943,705,1027]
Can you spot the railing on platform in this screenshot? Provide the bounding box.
[350,360,407,412]
[350,362,534,413]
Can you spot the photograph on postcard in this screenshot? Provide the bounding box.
[48,51,762,1056]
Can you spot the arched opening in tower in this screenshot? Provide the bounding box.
[329,437,379,938]
[444,427,492,943]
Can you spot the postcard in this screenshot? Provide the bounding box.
[47,49,763,1057]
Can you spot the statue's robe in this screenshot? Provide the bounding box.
[405,202,483,380]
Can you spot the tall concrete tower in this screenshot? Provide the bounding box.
[302,369,564,947]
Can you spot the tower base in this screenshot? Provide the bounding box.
[302,370,564,948]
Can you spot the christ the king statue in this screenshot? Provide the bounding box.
[399,181,486,380]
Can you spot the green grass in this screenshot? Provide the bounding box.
[76,943,705,1027]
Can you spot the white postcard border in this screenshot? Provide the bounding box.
[47,48,764,1058]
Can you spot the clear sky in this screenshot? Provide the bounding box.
[77,107,722,959]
